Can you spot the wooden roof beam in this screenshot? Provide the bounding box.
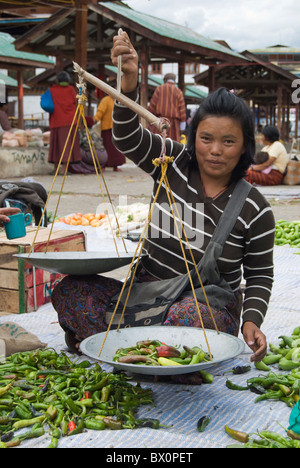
[14,8,73,50]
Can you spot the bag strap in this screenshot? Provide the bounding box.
[197,178,252,267]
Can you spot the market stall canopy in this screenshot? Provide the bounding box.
[0,32,54,69]
[194,50,298,139]
[0,32,54,127]
[13,1,248,110]
[13,1,247,65]
[0,70,29,89]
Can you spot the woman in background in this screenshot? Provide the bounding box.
[94,93,125,171]
[48,71,81,174]
[246,125,288,185]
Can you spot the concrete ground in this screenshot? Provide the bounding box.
[8,162,300,222]
[1,164,300,286]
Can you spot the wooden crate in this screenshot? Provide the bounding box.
[0,227,86,314]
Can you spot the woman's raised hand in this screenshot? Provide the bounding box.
[111,31,138,93]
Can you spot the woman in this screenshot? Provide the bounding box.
[94,94,126,171]
[245,125,288,185]
[69,116,108,174]
[52,32,275,363]
[48,71,81,174]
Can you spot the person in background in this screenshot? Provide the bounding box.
[48,71,81,175]
[148,73,187,142]
[252,151,272,175]
[94,93,126,171]
[0,207,20,226]
[246,125,288,185]
[69,116,108,174]
[0,103,12,131]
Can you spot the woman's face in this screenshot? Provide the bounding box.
[195,116,245,185]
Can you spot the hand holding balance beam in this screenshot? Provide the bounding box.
[73,62,170,134]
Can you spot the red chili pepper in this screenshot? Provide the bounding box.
[68,421,76,432]
[80,391,92,400]
[155,345,181,358]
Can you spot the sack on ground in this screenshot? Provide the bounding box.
[283,159,300,185]
[0,322,47,356]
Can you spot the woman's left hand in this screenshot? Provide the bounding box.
[242,321,267,362]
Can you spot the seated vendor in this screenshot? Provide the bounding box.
[245,126,288,185]
[51,31,275,366]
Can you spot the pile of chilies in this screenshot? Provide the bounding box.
[275,220,300,248]
[225,326,300,407]
[0,349,159,448]
[224,326,300,447]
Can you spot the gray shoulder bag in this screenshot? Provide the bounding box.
[106,179,252,328]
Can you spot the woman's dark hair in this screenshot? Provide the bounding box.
[187,87,255,183]
[57,71,71,83]
[261,125,279,143]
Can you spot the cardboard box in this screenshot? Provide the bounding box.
[0,227,86,314]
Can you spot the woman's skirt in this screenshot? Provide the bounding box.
[69,149,108,174]
[48,126,81,164]
[51,274,242,343]
[245,168,284,186]
[101,129,126,168]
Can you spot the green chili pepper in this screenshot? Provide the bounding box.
[278,358,300,371]
[100,386,110,402]
[46,437,59,448]
[262,354,281,365]
[197,416,211,432]
[103,417,123,430]
[198,370,214,384]
[0,383,12,398]
[225,425,249,443]
[223,365,251,375]
[84,418,106,431]
[254,361,271,372]
[46,405,58,421]
[190,349,205,365]
[63,396,82,415]
[226,379,249,391]
[279,335,294,348]
[254,389,284,403]
[135,418,165,429]
[12,415,45,431]
[15,404,32,420]
[259,430,290,448]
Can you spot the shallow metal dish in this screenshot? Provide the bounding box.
[15,251,142,275]
[80,326,245,376]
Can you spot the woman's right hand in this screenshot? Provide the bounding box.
[111,31,138,93]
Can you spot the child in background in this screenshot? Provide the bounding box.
[253,151,272,174]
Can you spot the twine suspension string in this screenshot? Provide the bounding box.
[99,129,218,360]
[28,79,127,256]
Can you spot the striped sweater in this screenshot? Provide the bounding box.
[112,89,275,328]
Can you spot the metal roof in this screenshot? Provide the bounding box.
[96,1,245,61]
[0,32,54,67]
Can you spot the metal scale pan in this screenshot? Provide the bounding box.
[80,326,245,376]
[15,251,144,275]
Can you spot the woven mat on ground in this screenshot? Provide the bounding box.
[0,245,299,448]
